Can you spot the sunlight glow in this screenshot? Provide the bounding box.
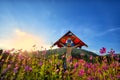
[0,29,51,51]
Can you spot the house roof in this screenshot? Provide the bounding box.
[51,31,88,48]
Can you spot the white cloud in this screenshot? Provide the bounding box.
[76,27,120,37]
[0,29,51,51]
[108,27,120,31]
[96,27,120,36]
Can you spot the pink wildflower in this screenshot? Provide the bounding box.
[80,53,85,57]
[87,76,94,80]
[42,48,46,55]
[85,63,91,68]
[78,69,85,76]
[102,65,108,71]
[89,55,93,60]
[74,62,79,68]
[79,59,85,65]
[39,61,43,66]
[7,64,11,69]
[4,50,10,54]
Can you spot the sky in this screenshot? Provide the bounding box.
[0,0,120,54]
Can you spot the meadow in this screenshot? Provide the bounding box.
[0,47,120,80]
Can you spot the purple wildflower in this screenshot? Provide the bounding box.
[99,47,106,54]
[24,65,32,72]
[2,68,9,75]
[108,49,115,55]
[25,66,29,71]
[29,67,32,71]
[14,67,19,73]
[116,75,120,79]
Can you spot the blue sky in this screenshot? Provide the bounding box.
[0,0,120,54]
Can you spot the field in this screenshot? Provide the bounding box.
[0,47,120,80]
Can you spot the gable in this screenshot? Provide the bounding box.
[51,31,88,48]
